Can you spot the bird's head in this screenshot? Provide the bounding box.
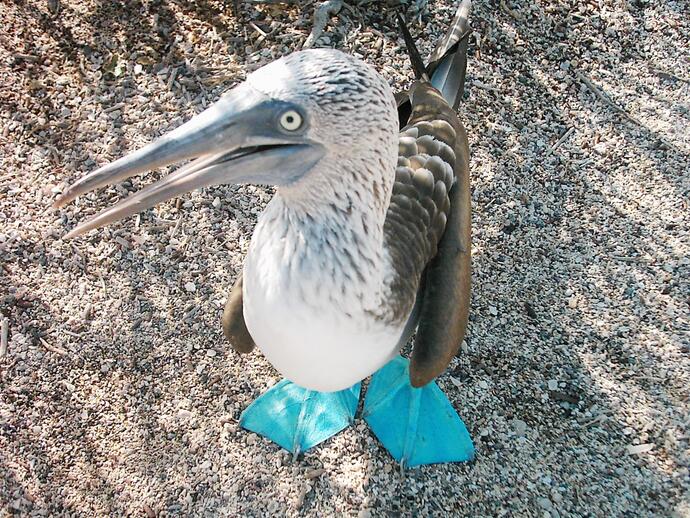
[54,49,398,238]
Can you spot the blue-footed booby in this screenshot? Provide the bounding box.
[54,0,474,466]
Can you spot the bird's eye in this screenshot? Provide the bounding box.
[279,110,303,131]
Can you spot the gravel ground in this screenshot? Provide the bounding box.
[1,0,689,516]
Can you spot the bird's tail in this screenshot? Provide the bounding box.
[397,0,472,110]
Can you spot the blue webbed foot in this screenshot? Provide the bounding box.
[240,379,361,455]
[364,356,474,467]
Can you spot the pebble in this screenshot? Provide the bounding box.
[513,419,527,437]
[537,497,553,511]
[305,468,325,479]
[627,443,654,455]
[177,409,193,420]
[460,340,469,353]
[547,379,558,391]
[184,282,196,293]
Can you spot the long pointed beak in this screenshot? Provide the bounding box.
[56,83,324,238]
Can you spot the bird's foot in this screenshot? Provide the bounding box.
[363,356,474,467]
[240,379,361,455]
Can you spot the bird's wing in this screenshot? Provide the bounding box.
[384,83,471,387]
[384,0,472,387]
[222,273,256,353]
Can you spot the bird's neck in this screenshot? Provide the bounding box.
[247,148,397,315]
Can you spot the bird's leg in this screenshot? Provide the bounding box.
[240,379,361,454]
[303,0,344,48]
[363,356,474,467]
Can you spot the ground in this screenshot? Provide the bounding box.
[0,0,688,516]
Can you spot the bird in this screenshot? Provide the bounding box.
[54,0,474,467]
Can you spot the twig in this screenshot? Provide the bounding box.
[0,318,9,357]
[580,414,606,427]
[99,275,108,297]
[249,22,268,38]
[303,0,343,48]
[611,255,645,264]
[648,66,690,85]
[576,71,676,150]
[13,53,40,63]
[170,217,183,239]
[576,71,628,117]
[39,337,68,355]
[548,127,574,154]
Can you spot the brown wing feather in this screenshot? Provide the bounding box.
[384,81,471,387]
[222,273,256,354]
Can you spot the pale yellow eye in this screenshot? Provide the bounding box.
[279,110,303,131]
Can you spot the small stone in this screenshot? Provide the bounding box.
[547,379,558,391]
[627,443,654,455]
[177,409,192,420]
[212,197,221,209]
[460,340,469,353]
[593,142,608,155]
[488,306,498,316]
[305,468,325,479]
[513,419,527,437]
[206,349,217,357]
[537,497,553,511]
[478,380,489,390]
[184,282,196,293]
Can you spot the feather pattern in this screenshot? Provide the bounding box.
[223,2,472,390]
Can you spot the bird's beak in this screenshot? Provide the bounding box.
[55,83,325,238]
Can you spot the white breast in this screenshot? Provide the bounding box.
[242,196,404,392]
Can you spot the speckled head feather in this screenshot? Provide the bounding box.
[243,51,399,211]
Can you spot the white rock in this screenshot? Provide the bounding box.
[627,443,654,455]
[513,419,527,437]
[177,409,192,420]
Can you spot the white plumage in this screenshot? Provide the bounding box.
[242,51,406,391]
